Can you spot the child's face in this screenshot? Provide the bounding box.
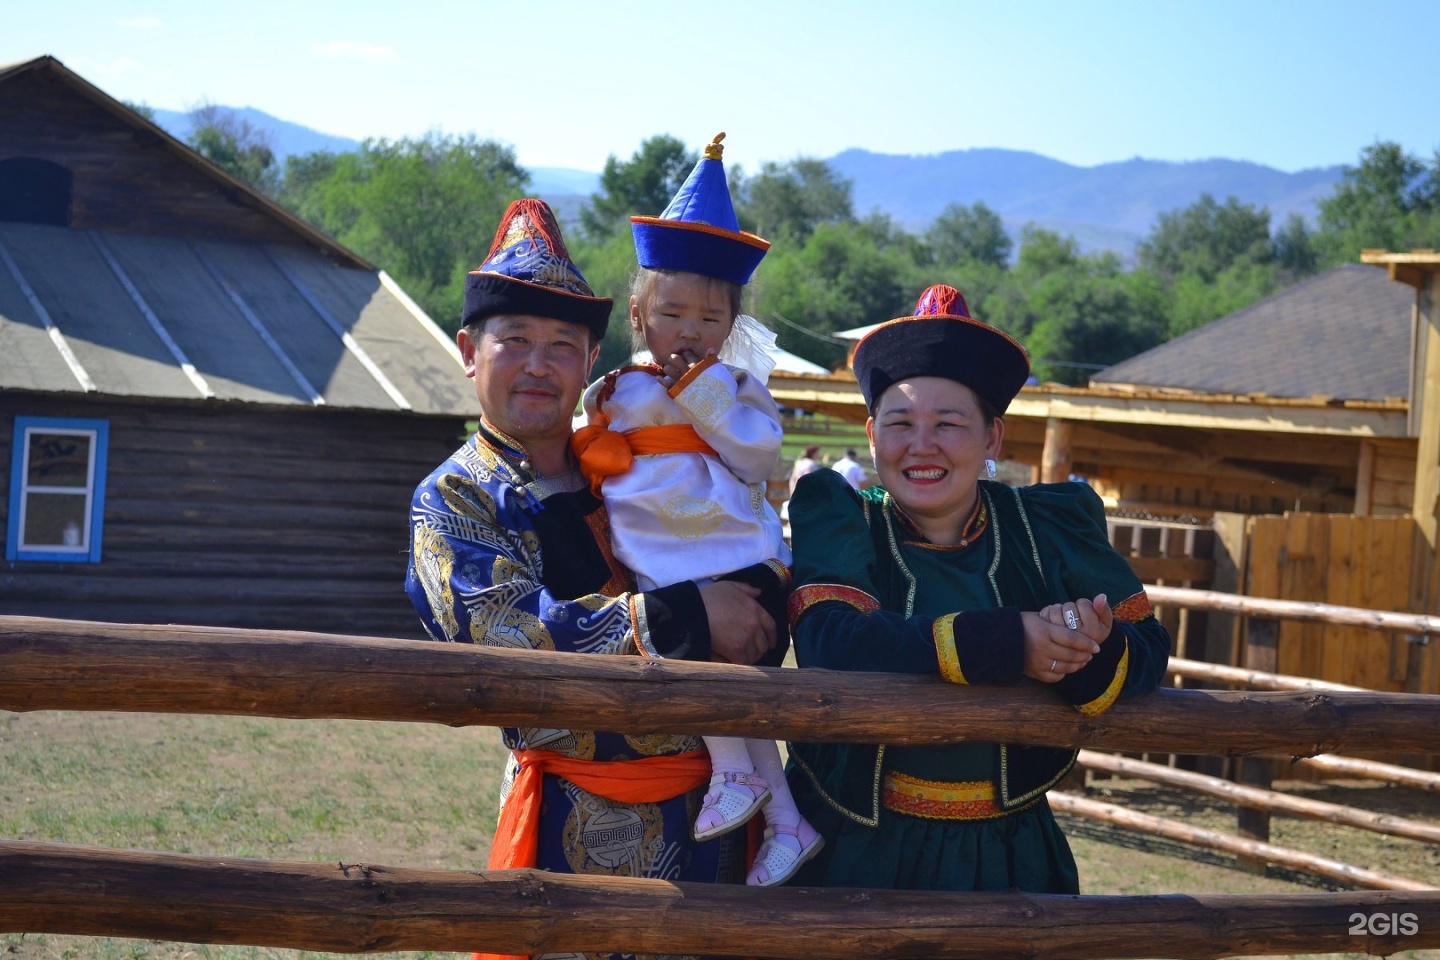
[631,272,734,364]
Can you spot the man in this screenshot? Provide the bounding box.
[831,447,867,490]
[406,199,777,960]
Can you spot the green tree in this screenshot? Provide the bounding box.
[983,227,1167,385]
[1136,193,1273,284]
[277,134,527,332]
[925,201,1012,269]
[186,104,279,194]
[1314,141,1440,265]
[580,135,697,240]
[568,230,641,374]
[751,219,915,369]
[735,158,854,244]
[124,100,156,122]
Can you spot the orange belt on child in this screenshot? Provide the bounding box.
[571,421,717,496]
[476,747,712,960]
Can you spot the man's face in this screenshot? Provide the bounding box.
[458,314,599,450]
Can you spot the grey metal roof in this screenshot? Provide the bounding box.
[0,221,480,417]
[1093,264,1412,402]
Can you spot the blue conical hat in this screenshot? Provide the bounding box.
[631,133,769,285]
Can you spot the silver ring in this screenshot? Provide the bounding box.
[1050,658,1057,673]
[1063,609,1079,630]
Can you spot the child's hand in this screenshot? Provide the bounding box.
[658,348,713,387]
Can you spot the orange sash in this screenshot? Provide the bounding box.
[572,421,718,496]
[476,748,711,960]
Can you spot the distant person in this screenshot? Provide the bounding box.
[831,448,867,490]
[789,444,822,496]
[574,134,820,886]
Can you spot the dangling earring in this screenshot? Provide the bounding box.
[984,459,997,479]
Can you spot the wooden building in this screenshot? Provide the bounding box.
[0,56,481,637]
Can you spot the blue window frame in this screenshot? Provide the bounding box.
[6,416,109,563]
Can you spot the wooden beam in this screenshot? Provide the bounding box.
[1076,750,1440,845]
[1050,793,1436,892]
[4,616,1440,755]
[6,840,1440,958]
[1041,417,1073,482]
[1145,584,1440,636]
[1008,393,1407,439]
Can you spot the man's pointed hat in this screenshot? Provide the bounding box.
[462,198,612,336]
[630,133,770,285]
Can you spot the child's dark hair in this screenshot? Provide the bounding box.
[630,268,743,353]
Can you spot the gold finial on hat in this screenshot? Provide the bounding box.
[704,132,725,160]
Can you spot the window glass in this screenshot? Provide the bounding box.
[7,417,108,563]
[21,491,88,547]
[26,431,92,488]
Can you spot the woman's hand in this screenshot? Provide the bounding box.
[1022,592,1111,682]
[1040,594,1114,644]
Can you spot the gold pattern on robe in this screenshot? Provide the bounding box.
[624,732,703,756]
[411,524,459,641]
[656,494,725,540]
[678,373,734,430]
[561,781,668,876]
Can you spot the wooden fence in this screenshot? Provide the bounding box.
[4,613,1440,957]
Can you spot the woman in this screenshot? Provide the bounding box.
[784,283,1171,893]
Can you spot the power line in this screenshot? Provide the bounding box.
[766,312,850,346]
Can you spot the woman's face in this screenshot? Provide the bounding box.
[866,377,1003,541]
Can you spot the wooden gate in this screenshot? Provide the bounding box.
[1246,513,1432,694]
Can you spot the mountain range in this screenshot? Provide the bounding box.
[150,106,1345,259]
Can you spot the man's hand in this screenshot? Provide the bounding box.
[699,580,777,665]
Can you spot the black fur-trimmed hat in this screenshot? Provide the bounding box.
[462,198,612,336]
[852,284,1030,414]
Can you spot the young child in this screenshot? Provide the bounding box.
[572,133,821,887]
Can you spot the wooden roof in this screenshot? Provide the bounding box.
[0,56,478,417]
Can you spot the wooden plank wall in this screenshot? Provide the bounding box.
[1247,513,1431,694]
[0,69,310,248]
[1,394,469,639]
[1107,519,1215,662]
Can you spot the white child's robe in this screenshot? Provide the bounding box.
[577,357,790,591]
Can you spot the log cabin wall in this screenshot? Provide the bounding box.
[1,392,469,638]
[0,63,341,255]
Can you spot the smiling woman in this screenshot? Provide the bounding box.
[782,283,1173,894]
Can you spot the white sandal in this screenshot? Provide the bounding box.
[746,819,824,886]
[693,771,771,840]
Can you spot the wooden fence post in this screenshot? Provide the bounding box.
[1237,616,1280,854]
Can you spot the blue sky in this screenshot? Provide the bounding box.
[4,0,1436,175]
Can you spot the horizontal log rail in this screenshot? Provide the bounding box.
[1167,656,1365,692]
[5,840,1440,959]
[1282,754,1440,792]
[1146,583,1440,637]
[1049,793,1439,892]
[1076,750,1440,845]
[3,616,1440,755]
